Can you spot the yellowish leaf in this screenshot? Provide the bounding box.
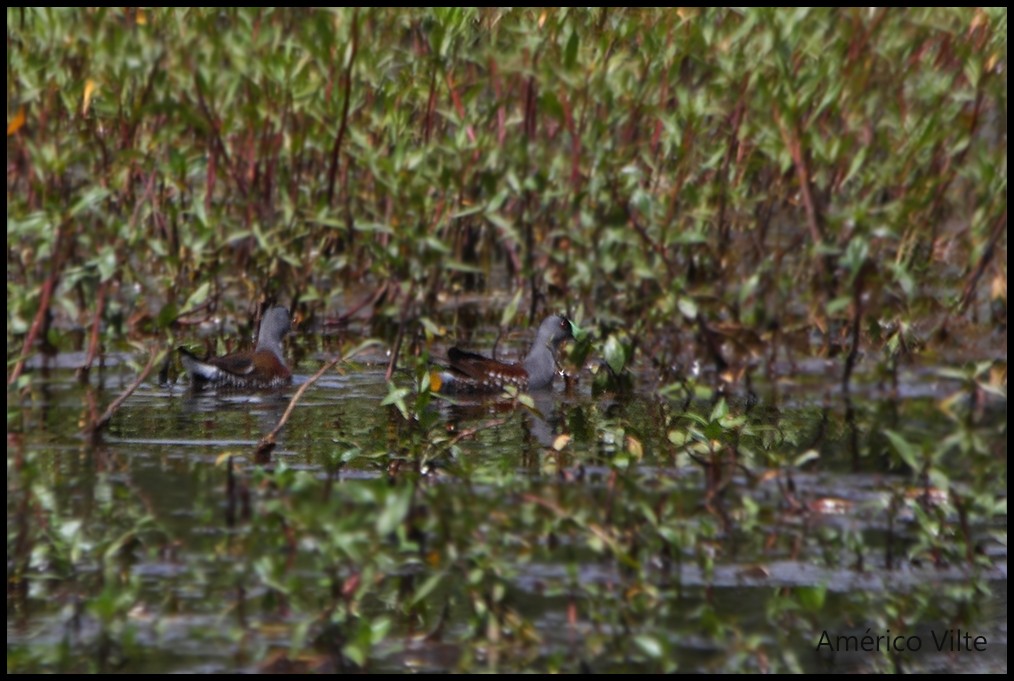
[82,79,97,115]
[992,272,1006,301]
[7,107,26,136]
[626,435,643,459]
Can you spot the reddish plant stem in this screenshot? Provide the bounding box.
[842,262,868,394]
[256,355,343,457]
[9,227,63,387]
[385,282,413,383]
[326,7,359,208]
[424,63,438,143]
[88,345,162,437]
[957,208,1007,316]
[445,70,476,145]
[193,75,247,196]
[78,279,109,377]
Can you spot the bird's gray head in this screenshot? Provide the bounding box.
[536,314,575,347]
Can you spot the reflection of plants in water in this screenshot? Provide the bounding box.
[8,448,167,672]
[236,464,404,671]
[8,365,1005,672]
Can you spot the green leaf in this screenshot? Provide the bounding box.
[709,399,728,423]
[541,90,564,123]
[451,204,484,219]
[157,302,179,330]
[380,384,411,419]
[603,334,626,374]
[419,316,444,337]
[634,634,664,659]
[564,30,579,69]
[369,616,392,644]
[793,449,820,467]
[182,282,211,314]
[501,288,523,328]
[342,641,367,668]
[69,187,110,218]
[885,430,921,470]
[409,572,445,607]
[797,584,827,611]
[677,297,698,320]
[376,485,412,536]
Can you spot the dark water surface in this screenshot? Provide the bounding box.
[7,344,1007,673]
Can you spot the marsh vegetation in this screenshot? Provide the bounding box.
[7,8,1007,673]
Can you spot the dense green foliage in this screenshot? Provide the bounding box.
[7,8,1007,364]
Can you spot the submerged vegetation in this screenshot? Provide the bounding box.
[7,7,1007,673]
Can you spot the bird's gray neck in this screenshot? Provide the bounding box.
[256,320,286,362]
[256,337,285,362]
[523,338,559,390]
